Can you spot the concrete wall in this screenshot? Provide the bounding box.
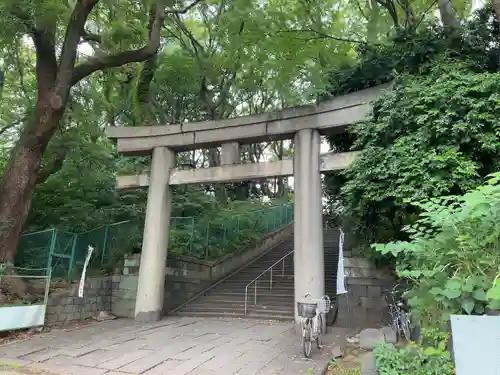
[337,249,395,329]
[111,223,293,318]
[45,278,112,325]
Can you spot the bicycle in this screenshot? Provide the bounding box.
[297,294,331,358]
[385,283,412,341]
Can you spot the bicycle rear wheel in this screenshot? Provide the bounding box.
[399,311,411,341]
[302,320,312,358]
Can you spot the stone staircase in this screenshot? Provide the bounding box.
[173,226,341,321]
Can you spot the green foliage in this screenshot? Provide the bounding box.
[168,202,293,259]
[374,327,453,374]
[16,202,293,278]
[336,60,500,245]
[324,6,500,247]
[327,6,500,100]
[374,173,500,327]
[374,341,454,375]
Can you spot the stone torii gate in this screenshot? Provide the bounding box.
[106,83,390,323]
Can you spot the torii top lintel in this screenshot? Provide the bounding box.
[106,83,392,156]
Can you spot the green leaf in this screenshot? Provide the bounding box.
[445,279,462,291]
[472,289,488,301]
[429,287,443,295]
[441,288,462,299]
[423,347,440,356]
[475,304,485,314]
[461,298,475,315]
[462,279,475,293]
[486,286,500,301]
[487,299,500,310]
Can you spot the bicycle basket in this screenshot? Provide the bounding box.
[297,302,317,318]
[317,298,331,314]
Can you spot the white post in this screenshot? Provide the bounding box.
[293,129,324,324]
[135,147,174,322]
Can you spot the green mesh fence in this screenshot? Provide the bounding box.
[15,229,55,271]
[15,203,294,280]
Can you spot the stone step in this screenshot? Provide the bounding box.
[172,310,294,321]
[220,287,294,295]
[196,295,294,304]
[173,227,348,322]
[179,307,294,318]
[204,291,294,299]
[182,303,293,313]
[220,274,294,279]
[220,279,294,286]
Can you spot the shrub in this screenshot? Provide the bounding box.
[374,173,500,328]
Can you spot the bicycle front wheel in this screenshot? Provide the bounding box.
[302,320,312,358]
[316,314,323,349]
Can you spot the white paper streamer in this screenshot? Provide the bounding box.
[336,228,347,295]
[78,246,94,298]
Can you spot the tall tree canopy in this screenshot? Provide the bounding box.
[0,0,490,263]
[324,5,500,247]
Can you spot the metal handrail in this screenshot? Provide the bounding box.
[244,250,294,315]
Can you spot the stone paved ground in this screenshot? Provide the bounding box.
[0,317,345,375]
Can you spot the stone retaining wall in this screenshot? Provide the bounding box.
[45,277,112,324]
[337,249,395,329]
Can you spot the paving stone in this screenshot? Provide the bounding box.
[97,349,154,370]
[1,317,338,375]
[186,368,219,375]
[236,346,282,374]
[142,359,184,374]
[28,362,108,375]
[0,343,49,359]
[72,349,125,367]
[380,326,397,344]
[22,347,65,363]
[44,354,75,366]
[200,350,245,370]
[359,328,386,350]
[164,353,215,375]
[117,340,194,373]
[172,336,230,361]
[360,352,377,375]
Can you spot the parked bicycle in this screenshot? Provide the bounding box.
[385,283,412,341]
[297,294,331,358]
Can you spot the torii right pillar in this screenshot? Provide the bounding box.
[293,128,325,324]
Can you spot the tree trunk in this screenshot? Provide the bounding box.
[493,0,500,23]
[437,0,460,34]
[367,0,380,43]
[0,104,62,263]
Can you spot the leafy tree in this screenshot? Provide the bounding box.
[324,6,500,245]
[0,0,491,265]
[339,61,500,244]
[0,0,204,263]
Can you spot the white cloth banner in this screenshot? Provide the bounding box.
[336,228,347,295]
[78,246,94,298]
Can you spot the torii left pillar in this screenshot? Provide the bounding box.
[135,147,175,322]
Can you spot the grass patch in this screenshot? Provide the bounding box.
[0,361,22,369]
[326,360,362,375]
